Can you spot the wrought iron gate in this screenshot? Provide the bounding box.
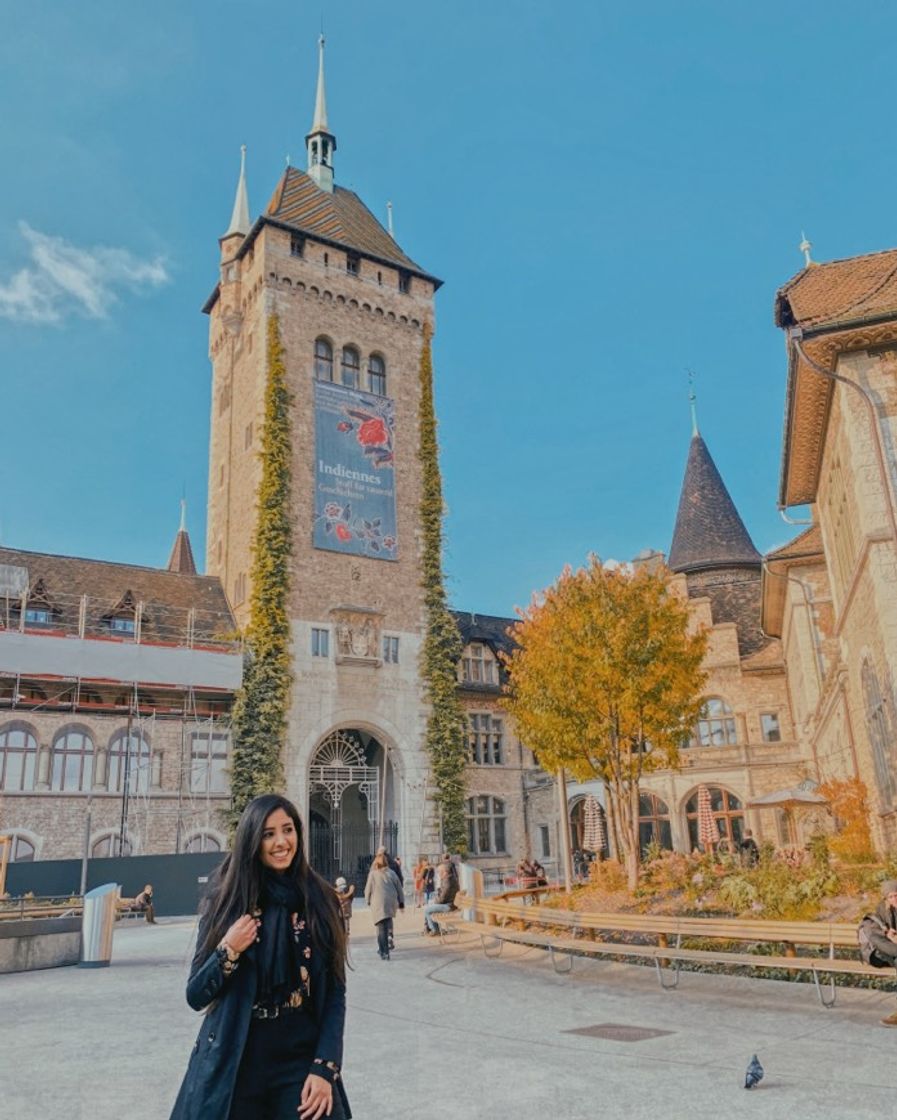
[309,820,399,893]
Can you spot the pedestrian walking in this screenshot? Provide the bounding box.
[168,793,350,1120]
[364,851,404,960]
[413,856,434,907]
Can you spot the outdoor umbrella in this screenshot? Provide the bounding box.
[697,784,720,850]
[746,786,829,846]
[582,795,607,853]
[745,788,828,810]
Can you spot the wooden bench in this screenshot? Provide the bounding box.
[494,884,565,906]
[450,894,889,1007]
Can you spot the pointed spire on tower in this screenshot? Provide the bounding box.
[167,499,197,576]
[668,431,760,574]
[799,231,813,268]
[225,145,251,238]
[312,34,329,133]
[306,35,337,193]
[687,370,699,437]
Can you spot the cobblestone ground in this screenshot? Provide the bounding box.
[3,906,897,1120]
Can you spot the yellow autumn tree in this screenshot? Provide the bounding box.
[503,557,708,890]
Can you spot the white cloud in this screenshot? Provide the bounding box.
[0,222,169,324]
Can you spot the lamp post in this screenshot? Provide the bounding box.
[556,768,574,892]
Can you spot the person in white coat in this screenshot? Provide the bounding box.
[364,852,404,960]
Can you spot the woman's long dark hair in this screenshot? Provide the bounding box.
[200,794,346,984]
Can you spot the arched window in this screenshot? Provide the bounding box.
[465,795,507,855]
[368,354,386,396]
[314,338,333,381]
[91,831,132,857]
[106,730,151,794]
[692,698,738,747]
[638,792,672,853]
[341,346,360,390]
[685,787,745,850]
[50,727,94,791]
[0,723,37,791]
[4,831,36,862]
[862,660,896,807]
[185,832,224,854]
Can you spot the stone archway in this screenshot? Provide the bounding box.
[307,728,400,890]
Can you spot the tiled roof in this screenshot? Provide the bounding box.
[167,529,197,576]
[453,610,517,656]
[760,525,825,639]
[766,524,823,562]
[0,546,235,647]
[668,434,760,574]
[775,249,897,331]
[266,167,432,278]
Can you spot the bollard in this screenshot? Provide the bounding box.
[80,883,119,968]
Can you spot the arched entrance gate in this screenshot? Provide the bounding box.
[308,729,398,892]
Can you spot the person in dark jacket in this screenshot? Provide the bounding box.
[169,793,350,1120]
[422,854,460,935]
[859,879,897,1027]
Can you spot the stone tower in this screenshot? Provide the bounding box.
[203,38,443,881]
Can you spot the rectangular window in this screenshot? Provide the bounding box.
[540,824,551,858]
[382,636,399,663]
[398,271,411,295]
[219,463,225,487]
[190,732,229,795]
[462,644,496,685]
[244,422,253,450]
[290,235,305,258]
[312,628,330,658]
[110,617,136,635]
[24,608,51,625]
[468,713,504,765]
[346,252,360,276]
[233,573,246,605]
[760,713,781,743]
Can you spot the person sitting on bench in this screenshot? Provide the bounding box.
[134,883,156,924]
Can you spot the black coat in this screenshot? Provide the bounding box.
[169,911,350,1120]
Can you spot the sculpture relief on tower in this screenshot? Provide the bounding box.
[330,604,383,665]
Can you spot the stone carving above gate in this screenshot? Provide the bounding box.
[329,604,383,665]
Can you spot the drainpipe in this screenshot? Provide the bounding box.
[787,331,897,553]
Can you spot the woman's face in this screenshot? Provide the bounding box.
[259,807,298,871]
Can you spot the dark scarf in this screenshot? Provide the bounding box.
[255,868,304,1006]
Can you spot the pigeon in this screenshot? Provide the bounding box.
[744,1054,764,1090]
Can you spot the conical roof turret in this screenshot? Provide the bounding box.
[167,500,197,576]
[668,433,760,574]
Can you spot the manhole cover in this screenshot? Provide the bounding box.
[563,1023,674,1042]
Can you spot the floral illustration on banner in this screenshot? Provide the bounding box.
[334,402,394,467]
[315,500,397,557]
[314,383,398,560]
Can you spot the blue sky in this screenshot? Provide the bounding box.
[2,1,895,617]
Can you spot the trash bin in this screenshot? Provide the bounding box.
[79,882,119,968]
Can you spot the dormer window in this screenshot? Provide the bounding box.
[461,643,497,685]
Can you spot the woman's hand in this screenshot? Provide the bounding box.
[298,1073,332,1119]
[222,914,260,954]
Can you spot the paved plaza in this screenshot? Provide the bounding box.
[3,906,897,1119]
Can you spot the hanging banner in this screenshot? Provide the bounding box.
[313,380,398,560]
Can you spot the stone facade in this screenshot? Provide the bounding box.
[204,155,443,867]
[768,303,897,854]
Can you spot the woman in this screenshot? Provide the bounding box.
[169,794,350,1120]
[364,851,403,960]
